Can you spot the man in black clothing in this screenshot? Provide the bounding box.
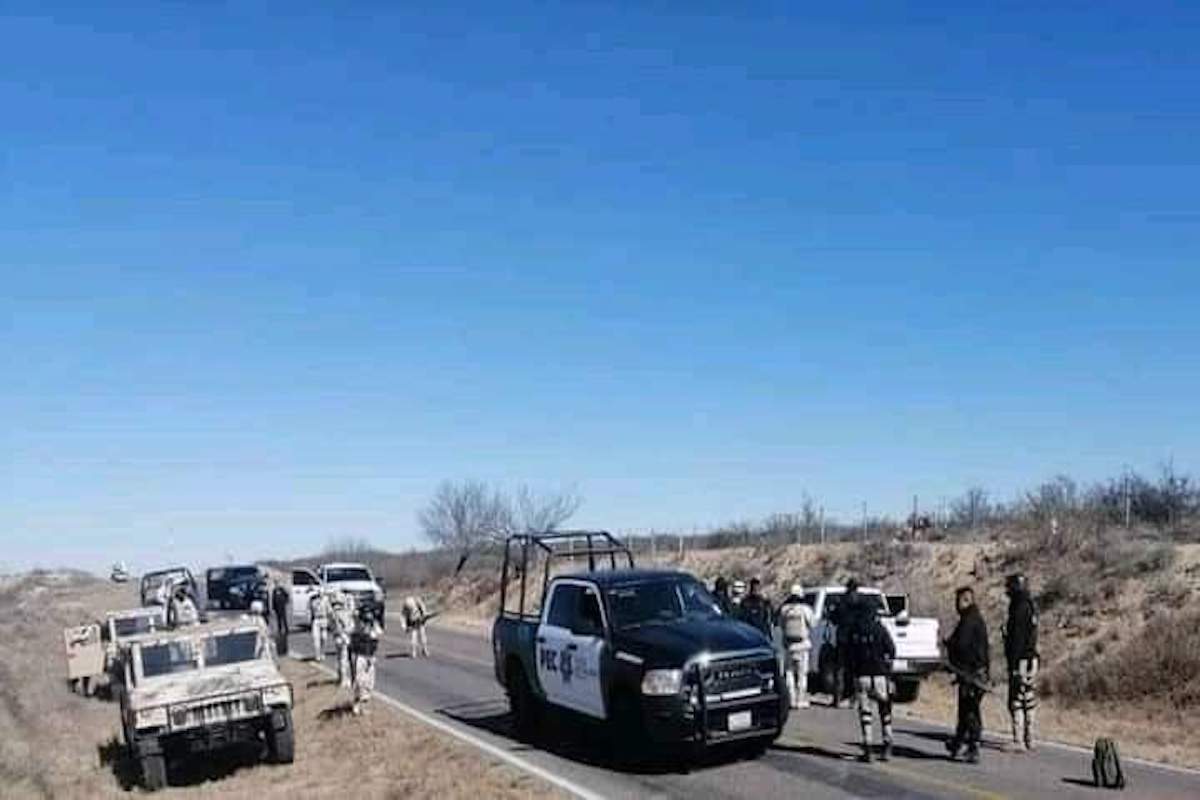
[945,586,990,763]
[712,576,733,615]
[845,606,897,762]
[1003,573,1039,752]
[830,577,868,707]
[738,577,774,638]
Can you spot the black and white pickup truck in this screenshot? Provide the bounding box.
[491,532,787,761]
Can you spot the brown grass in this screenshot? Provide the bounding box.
[0,573,562,799]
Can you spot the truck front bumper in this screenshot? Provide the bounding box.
[641,691,787,747]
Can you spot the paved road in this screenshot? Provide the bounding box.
[291,623,1198,800]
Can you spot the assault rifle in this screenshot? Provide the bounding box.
[941,661,993,693]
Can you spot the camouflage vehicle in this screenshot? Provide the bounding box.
[139,566,199,607]
[103,607,168,700]
[118,616,294,791]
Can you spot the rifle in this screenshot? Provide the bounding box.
[941,661,993,693]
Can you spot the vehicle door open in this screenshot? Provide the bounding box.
[565,586,607,719]
[290,569,321,627]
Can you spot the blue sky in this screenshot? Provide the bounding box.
[3,2,1198,572]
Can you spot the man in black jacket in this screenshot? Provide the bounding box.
[1003,573,1039,752]
[738,577,774,638]
[845,606,897,762]
[945,586,990,763]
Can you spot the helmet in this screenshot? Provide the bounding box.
[845,577,859,593]
[1005,573,1026,593]
[789,582,803,597]
[250,599,265,615]
[731,580,746,596]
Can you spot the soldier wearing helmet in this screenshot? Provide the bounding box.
[777,582,815,709]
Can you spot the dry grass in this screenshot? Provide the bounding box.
[0,573,562,799]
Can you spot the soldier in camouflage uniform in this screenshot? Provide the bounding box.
[351,604,383,715]
[1004,573,1040,752]
[329,590,356,689]
[309,587,330,661]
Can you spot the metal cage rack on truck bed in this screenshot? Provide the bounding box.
[498,530,635,620]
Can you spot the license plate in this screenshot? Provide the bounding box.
[727,711,752,732]
[892,659,909,672]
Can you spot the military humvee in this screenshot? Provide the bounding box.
[103,607,168,701]
[118,616,294,791]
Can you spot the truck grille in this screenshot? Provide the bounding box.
[172,693,260,729]
[702,655,776,700]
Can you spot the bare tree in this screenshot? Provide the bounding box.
[418,479,509,549]
[510,485,583,535]
[418,481,583,548]
[950,487,992,531]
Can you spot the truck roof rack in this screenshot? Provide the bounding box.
[499,530,635,620]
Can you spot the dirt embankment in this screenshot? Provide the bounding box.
[0,572,561,799]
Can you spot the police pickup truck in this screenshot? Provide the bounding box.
[492,532,787,762]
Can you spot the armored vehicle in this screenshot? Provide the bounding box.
[118,617,294,790]
[492,532,787,763]
[140,567,199,607]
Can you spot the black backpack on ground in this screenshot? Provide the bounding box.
[1092,737,1125,790]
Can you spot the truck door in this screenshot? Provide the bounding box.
[563,585,607,719]
[536,583,579,710]
[291,569,321,627]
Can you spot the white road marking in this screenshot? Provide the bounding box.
[303,658,607,800]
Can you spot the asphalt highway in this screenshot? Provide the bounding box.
[291,623,1198,800]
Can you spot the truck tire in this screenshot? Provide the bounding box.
[610,692,648,767]
[267,710,296,764]
[140,753,167,791]
[507,665,541,742]
[893,678,921,704]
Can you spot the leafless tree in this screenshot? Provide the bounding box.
[510,485,583,535]
[418,481,583,548]
[418,479,509,549]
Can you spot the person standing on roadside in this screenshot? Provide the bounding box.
[403,595,430,658]
[845,605,897,763]
[777,583,815,709]
[1003,573,1039,752]
[309,587,330,661]
[270,581,290,655]
[350,603,383,715]
[829,577,867,708]
[712,576,733,615]
[739,577,774,638]
[945,586,990,764]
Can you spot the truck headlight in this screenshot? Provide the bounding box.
[135,707,168,729]
[641,669,683,696]
[262,684,292,707]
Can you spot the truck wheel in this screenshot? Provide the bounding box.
[267,710,296,764]
[140,753,167,791]
[893,679,920,704]
[507,665,541,742]
[610,693,648,768]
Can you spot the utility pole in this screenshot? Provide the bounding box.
[1123,470,1132,529]
[861,502,868,543]
[819,506,826,545]
[912,494,919,539]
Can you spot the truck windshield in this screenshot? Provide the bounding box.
[141,640,199,677]
[606,580,722,629]
[204,631,262,666]
[324,567,370,582]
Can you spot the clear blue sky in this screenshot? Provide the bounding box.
[3,1,1198,572]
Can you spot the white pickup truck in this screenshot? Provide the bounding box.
[803,586,941,703]
[289,562,386,628]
